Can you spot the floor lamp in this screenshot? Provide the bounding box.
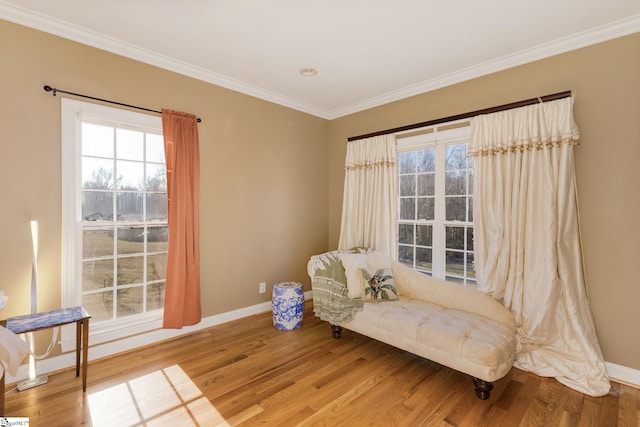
[17,220,48,391]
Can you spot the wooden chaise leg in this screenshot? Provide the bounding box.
[331,324,343,339]
[473,377,494,400]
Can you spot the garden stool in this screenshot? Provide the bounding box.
[272,282,304,330]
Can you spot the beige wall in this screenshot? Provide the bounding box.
[0,20,329,327]
[2,17,639,373]
[328,33,640,370]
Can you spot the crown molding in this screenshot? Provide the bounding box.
[326,13,640,119]
[1,1,639,120]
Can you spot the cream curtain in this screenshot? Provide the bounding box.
[338,135,398,259]
[470,97,610,396]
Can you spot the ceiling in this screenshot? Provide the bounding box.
[1,1,639,119]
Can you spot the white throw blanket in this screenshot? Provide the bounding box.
[0,325,29,377]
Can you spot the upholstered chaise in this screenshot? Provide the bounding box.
[307,250,517,399]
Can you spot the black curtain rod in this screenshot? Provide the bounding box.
[347,90,572,142]
[43,85,202,123]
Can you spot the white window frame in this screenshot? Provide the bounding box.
[61,98,165,351]
[396,122,475,285]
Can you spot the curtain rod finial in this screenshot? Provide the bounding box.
[43,85,57,96]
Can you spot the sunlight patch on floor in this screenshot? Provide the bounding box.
[87,364,230,426]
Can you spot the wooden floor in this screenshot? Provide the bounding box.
[3,302,639,426]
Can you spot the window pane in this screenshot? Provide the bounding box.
[147,254,167,281]
[398,245,413,267]
[82,292,113,322]
[147,226,169,251]
[446,226,465,250]
[400,198,416,220]
[83,191,113,222]
[417,149,435,172]
[146,163,167,192]
[468,169,474,195]
[83,259,114,290]
[82,158,114,190]
[117,256,144,286]
[416,225,432,246]
[417,173,435,196]
[147,282,165,311]
[117,160,144,190]
[466,253,476,279]
[417,197,434,220]
[399,175,415,197]
[466,227,474,251]
[468,197,474,222]
[82,122,114,158]
[445,171,466,195]
[446,144,467,170]
[117,227,145,254]
[398,223,414,245]
[116,128,144,161]
[398,151,415,174]
[83,229,114,258]
[116,192,144,222]
[117,286,143,318]
[446,196,466,221]
[416,247,432,271]
[146,133,165,163]
[445,250,465,276]
[147,194,168,222]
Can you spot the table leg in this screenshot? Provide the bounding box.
[1,370,5,416]
[82,318,89,392]
[75,320,81,378]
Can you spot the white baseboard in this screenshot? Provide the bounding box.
[606,362,640,388]
[6,292,639,392]
[5,291,312,385]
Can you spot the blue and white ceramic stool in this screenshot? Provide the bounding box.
[272,281,304,330]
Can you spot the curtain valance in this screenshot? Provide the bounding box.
[344,136,397,170]
[469,97,580,156]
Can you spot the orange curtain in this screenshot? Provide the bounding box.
[161,110,201,328]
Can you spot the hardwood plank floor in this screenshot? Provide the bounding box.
[3,302,638,426]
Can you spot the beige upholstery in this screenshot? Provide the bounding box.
[309,252,517,384]
[343,296,515,382]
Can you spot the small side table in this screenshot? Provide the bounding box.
[1,307,90,393]
[272,282,304,330]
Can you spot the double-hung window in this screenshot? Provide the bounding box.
[61,99,167,348]
[397,123,475,285]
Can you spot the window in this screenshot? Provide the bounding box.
[397,124,475,285]
[61,99,166,348]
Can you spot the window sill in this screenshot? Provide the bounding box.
[61,310,163,352]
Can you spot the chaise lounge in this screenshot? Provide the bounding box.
[308,249,517,399]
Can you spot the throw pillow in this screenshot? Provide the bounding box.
[360,268,399,301]
[340,253,367,299]
[366,250,392,270]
